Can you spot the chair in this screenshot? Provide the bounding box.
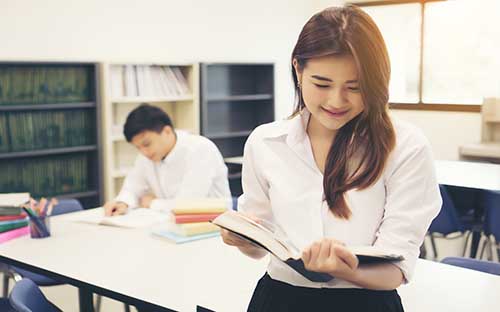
[232,196,238,210]
[479,190,500,261]
[441,257,500,276]
[9,278,61,312]
[426,185,470,259]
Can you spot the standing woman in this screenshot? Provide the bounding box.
[221,5,441,312]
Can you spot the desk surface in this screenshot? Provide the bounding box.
[435,160,500,191]
[1,209,500,311]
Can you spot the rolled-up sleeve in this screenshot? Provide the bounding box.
[373,138,442,282]
[115,156,150,209]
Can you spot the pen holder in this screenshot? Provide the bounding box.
[29,215,51,239]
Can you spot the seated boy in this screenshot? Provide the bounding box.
[103,103,231,216]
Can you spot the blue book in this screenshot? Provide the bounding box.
[0,218,29,226]
[152,230,220,244]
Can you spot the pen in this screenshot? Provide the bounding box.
[22,207,50,237]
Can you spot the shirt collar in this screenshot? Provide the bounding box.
[262,109,311,147]
[161,130,184,165]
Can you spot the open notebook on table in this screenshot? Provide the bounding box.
[212,210,404,282]
[70,208,168,228]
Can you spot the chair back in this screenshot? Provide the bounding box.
[429,185,465,235]
[482,190,500,241]
[9,278,61,312]
[51,199,83,216]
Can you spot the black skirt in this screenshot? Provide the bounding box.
[247,273,404,312]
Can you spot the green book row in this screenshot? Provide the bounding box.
[0,154,89,197]
[0,65,93,105]
[0,109,95,153]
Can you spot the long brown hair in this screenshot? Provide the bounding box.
[291,5,396,219]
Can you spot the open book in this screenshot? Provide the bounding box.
[212,210,404,282]
[71,208,167,228]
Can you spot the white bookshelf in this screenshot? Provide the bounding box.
[101,62,200,201]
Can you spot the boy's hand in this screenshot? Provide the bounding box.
[103,201,128,216]
[139,194,157,208]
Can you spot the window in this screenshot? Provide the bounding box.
[355,0,500,112]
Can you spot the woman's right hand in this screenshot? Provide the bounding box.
[220,212,269,259]
[221,229,267,259]
[221,228,257,249]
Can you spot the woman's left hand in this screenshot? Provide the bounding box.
[302,238,359,279]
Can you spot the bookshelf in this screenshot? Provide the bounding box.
[101,63,200,201]
[200,63,275,196]
[0,62,103,208]
[460,98,500,162]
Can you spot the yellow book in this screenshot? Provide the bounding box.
[172,198,228,215]
[168,222,220,237]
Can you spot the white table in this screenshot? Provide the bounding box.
[435,160,500,191]
[1,209,500,311]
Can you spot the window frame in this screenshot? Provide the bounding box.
[352,0,481,112]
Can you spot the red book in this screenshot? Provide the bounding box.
[174,213,222,224]
[0,214,27,221]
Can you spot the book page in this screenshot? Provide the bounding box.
[212,210,298,261]
[0,193,30,207]
[72,208,167,228]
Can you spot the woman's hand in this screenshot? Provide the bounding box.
[220,213,268,259]
[302,238,359,280]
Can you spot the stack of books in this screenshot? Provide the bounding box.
[0,193,31,243]
[153,198,229,244]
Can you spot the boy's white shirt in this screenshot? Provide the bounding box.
[115,131,232,213]
[238,110,442,288]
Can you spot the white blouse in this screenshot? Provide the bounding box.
[238,110,441,288]
[115,131,231,213]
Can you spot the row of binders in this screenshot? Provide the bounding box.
[111,65,190,98]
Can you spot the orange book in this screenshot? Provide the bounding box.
[174,213,222,224]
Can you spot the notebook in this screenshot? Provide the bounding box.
[71,208,167,228]
[152,229,220,244]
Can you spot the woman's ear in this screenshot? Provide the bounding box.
[292,58,303,87]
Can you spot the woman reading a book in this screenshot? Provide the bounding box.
[221,5,441,312]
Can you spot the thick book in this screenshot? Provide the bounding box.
[212,210,404,282]
[171,198,228,215]
[0,214,28,222]
[0,192,30,216]
[172,213,222,224]
[0,207,23,216]
[0,193,30,207]
[152,229,220,244]
[167,222,220,237]
[0,219,29,233]
[0,226,29,244]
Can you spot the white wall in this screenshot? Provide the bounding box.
[391,110,481,160]
[0,0,485,160]
[0,0,317,119]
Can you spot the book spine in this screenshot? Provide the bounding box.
[174,213,221,224]
[0,226,29,244]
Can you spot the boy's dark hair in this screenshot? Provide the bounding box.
[123,103,174,142]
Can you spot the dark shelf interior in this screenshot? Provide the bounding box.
[205,64,274,97]
[0,102,96,111]
[201,63,274,197]
[0,145,97,160]
[0,62,103,208]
